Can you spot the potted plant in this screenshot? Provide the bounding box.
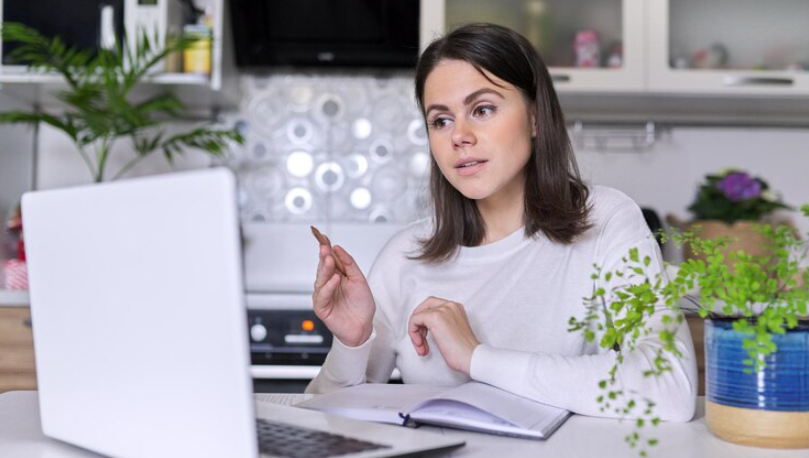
[670,169,791,262]
[570,204,809,456]
[0,22,243,183]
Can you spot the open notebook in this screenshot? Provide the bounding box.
[297,382,572,440]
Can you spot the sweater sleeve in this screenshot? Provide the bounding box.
[470,205,698,422]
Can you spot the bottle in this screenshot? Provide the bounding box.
[575,30,600,68]
[183,23,212,76]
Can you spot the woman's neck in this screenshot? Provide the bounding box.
[477,186,525,245]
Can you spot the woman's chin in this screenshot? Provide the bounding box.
[456,187,491,201]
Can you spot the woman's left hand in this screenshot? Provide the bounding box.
[408,296,481,375]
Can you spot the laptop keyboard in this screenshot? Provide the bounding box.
[256,418,391,458]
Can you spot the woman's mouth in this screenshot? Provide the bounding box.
[455,159,488,176]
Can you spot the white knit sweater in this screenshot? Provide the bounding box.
[306,186,698,422]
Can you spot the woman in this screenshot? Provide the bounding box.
[307,23,697,421]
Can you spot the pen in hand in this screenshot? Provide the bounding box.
[310,226,348,276]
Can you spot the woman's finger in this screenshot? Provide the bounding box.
[314,244,335,291]
[412,296,448,315]
[313,273,340,315]
[332,245,361,279]
[409,310,435,356]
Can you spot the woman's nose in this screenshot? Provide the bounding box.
[451,119,476,148]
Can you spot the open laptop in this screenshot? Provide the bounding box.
[21,168,464,458]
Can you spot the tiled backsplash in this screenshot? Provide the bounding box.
[227,73,431,224]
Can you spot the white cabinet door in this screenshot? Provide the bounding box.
[648,0,809,95]
[439,0,646,93]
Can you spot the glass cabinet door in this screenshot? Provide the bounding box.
[441,0,645,92]
[648,0,809,94]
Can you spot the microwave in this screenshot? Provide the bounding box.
[1,0,181,68]
[229,0,420,68]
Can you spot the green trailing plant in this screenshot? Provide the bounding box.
[569,204,809,457]
[0,22,243,182]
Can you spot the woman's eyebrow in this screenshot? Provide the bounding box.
[425,88,506,117]
[463,88,505,105]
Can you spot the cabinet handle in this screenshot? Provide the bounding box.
[723,76,794,87]
[550,74,571,83]
[23,318,32,328]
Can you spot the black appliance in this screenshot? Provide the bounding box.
[229,0,420,68]
[2,0,125,65]
[247,309,332,366]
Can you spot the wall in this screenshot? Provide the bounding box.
[578,127,809,238]
[0,92,35,221]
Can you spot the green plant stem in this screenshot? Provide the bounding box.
[95,136,112,182]
[112,153,149,181]
[75,145,97,180]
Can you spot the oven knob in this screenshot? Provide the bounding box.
[250,323,268,342]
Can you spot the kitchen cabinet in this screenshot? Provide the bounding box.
[648,0,809,95]
[0,305,36,394]
[426,0,809,125]
[438,0,646,93]
[0,0,238,109]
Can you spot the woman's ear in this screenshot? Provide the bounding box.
[530,105,538,138]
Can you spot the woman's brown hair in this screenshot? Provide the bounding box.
[413,23,592,263]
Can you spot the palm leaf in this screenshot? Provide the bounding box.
[161,128,244,160]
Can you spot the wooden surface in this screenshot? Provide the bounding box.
[0,307,37,393]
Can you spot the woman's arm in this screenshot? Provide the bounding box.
[470,310,698,421]
[471,236,698,422]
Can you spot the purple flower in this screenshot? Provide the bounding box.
[716,172,761,201]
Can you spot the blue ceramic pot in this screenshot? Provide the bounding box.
[705,318,809,448]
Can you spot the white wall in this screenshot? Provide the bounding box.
[0,92,35,219]
[577,127,809,238]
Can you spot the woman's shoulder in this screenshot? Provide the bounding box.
[588,185,644,225]
[370,218,432,270]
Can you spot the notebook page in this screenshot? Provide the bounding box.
[412,382,569,431]
[296,383,449,424]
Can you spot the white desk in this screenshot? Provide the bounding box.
[1,391,808,458]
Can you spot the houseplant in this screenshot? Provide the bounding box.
[0,22,243,182]
[674,169,791,262]
[569,204,809,456]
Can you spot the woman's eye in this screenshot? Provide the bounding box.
[429,117,451,129]
[473,105,496,117]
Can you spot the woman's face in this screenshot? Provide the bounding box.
[423,59,535,204]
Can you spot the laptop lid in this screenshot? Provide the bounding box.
[22,168,259,458]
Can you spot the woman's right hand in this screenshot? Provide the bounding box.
[312,244,375,347]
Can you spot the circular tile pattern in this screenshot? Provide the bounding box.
[407,118,428,145]
[343,154,369,179]
[315,162,345,192]
[371,165,407,200]
[409,151,431,176]
[350,187,372,210]
[352,118,373,139]
[286,119,315,144]
[369,139,394,163]
[284,188,313,215]
[286,150,314,177]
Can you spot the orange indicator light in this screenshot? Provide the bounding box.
[302,320,315,332]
